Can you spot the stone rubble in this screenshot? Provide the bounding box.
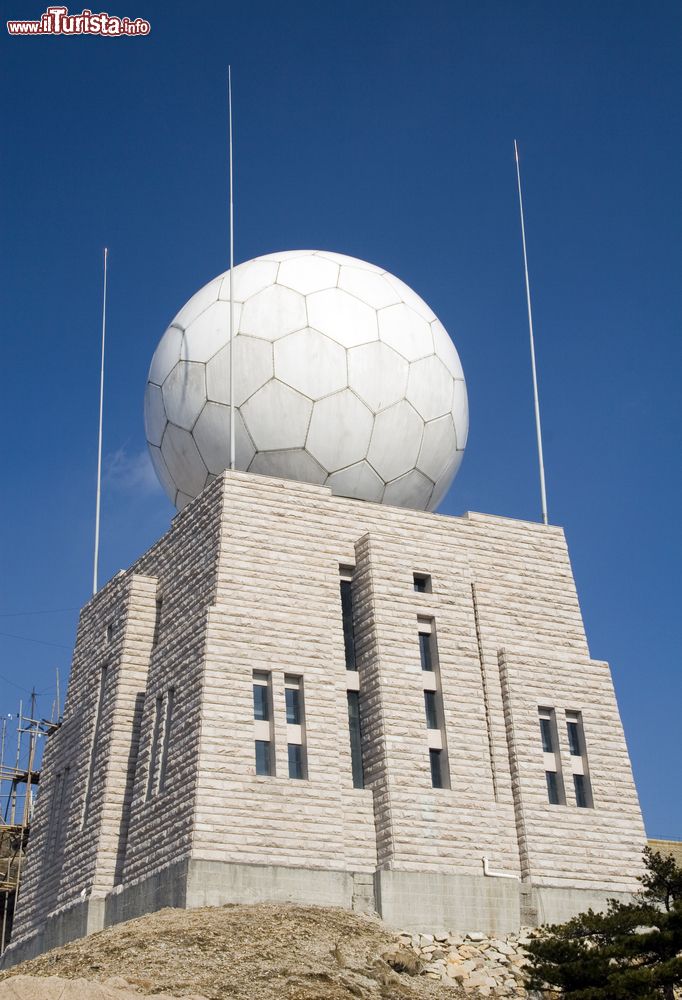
[389,928,540,998]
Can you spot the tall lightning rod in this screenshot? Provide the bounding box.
[513,141,549,526]
[93,247,109,595]
[228,67,235,471]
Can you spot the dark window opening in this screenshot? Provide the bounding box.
[418,632,433,672]
[546,770,561,805]
[429,748,444,788]
[255,740,272,776]
[288,743,305,780]
[347,691,364,789]
[152,597,163,648]
[540,717,554,754]
[424,690,439,730]
[574,773,590,808]
[567,721,581,756]
[340,580,357,671]
[285,686,301,725]
[413,574,431,593]
[253,683,269,721]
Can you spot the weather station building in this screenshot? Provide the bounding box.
[5,250,646,965]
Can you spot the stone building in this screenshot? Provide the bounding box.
[5,470,646,964]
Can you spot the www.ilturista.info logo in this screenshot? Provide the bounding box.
[7,5,150,35]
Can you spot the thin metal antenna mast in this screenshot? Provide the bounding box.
[513,141,549,526]
[228,67,236,471]
[93,247,109,594]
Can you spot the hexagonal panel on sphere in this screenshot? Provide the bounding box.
[144,250,468,512]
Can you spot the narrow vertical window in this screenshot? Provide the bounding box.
[285,684,302,725]
[424,690,439,730]
[255,740,272,776]
[539,707,564,805]
[158,687,174,793]
[546,770,560,805]
[567,719,581,756]
[539,716,554,753]
[429,749,444,789]
[152,596,163,649]
[146,694,163,801]
[574,774,589,808]
[566,710,593,808]
[284,676,306,779]
[347,690,364,789]
[288,743,305,780]
[253,671,274,776]
[82,665,108,827]
[253,674,270,721]
[340,573,356,671]
[418,632,433,671]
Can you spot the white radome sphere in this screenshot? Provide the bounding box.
[145,250,468,512]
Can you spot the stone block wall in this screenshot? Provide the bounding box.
[7,471,647,963]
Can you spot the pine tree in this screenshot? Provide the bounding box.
[525,848,682,999]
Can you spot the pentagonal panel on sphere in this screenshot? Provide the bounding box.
[218,259,279,303]
[367,400,424,482]
[148,325,183,386]
[206,335,273,408]
[383,469,434,510]
[417,415,458,483]
[306,389,374,473]
[239,284,307,342]
[338,267,401,310]
[407,355,454,422]
[249,449,327,485]
[176,491,195,510]
[452,379,469,450]
[172,275,222,330]
[160,424,208,498]
[161,362,206,432]
[306,288,378,349]
[383,272,436,322]
[326,461,384,503]
[314,251,383,273]
[429,449,465,511]
[274,328,347,400]
[348,340,408,413]
[241,380,312,451]
[378,303,433,362]
[193,402,256,474]
[148,444,176,503]
[181,300,242,364]
[277,256,339,296]
[432,319,464,380]
[256,249,312,262]
[144,383,167,447]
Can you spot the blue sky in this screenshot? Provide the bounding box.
[1,1,680,837]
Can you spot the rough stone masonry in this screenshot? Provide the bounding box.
[5,471,646,965]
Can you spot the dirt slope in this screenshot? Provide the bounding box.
[0,904,464,1000]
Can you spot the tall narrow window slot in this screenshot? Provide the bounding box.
[253,671,274,776]
[284,676,307,779]
[339,567,356,671]
[152,596,163,649]
[566,710,593,808]
[82,665,108,827]
[419,618,450,789]
[347,690,364,789]
[146,694,163,801]
[158,687,174,793]
[538,707,564,805]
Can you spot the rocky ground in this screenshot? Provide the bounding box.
[0,904,539,1000]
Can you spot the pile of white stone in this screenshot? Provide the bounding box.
[397,929,537,997]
